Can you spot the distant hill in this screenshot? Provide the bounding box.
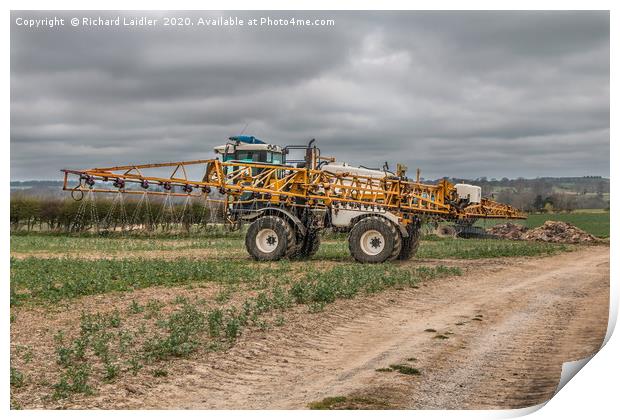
[11,180,64,188]
[435,176,610,211]
[10,180,66,198]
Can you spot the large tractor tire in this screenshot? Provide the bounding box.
[397,224,421,260]
[348,216,402,263]
[291,230,321,260]
[245,216,297,261]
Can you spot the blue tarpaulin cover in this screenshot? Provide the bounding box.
[228,135,265,145]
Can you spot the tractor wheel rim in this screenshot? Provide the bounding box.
[256,228,278,253]
[360,229,385,256]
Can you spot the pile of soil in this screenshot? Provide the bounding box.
[524,221,600,244]
[486,223,528,240]
[487,221,600,244]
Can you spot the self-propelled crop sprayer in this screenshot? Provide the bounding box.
[61,136,526,263]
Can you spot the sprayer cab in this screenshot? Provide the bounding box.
[214,136,326,170]
[214,136,285,166]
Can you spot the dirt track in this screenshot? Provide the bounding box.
[97,246,608,409]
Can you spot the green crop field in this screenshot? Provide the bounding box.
[523,212,609,238]
[9,233,244,254]
[10,232,572,309]
[10,232,571,261]
[316,238,569,261]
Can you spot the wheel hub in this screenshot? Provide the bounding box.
[256,228,279,253]
[360,229,385,256]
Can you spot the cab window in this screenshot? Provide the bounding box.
[236,151,258,162]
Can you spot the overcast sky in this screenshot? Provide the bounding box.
[11,11,609,180]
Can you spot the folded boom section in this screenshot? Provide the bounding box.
[62,158,525,223]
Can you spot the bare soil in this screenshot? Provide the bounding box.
[11,246,609,409]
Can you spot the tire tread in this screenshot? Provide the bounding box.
[348,216,402,263]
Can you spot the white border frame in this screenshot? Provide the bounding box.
[4,2,616,419]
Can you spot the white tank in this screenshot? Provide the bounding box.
[321,162,393,178]
[455,183,482,203]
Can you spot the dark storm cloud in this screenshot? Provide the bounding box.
[11,11,609,180]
